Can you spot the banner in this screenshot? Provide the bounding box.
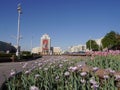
[42,39,48,50]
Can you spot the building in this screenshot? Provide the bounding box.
[31,47,41,54]
[68,45,86,52]
[53,47,62,55]
[31,34,62,55]
[95,37,103,46]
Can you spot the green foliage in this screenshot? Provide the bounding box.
[20,51,42,60]
[4,57,119,90]
[101,31,119,49]
[0,53,13,57]
[86,55,120,71]
[20,51,32,60]
[0,53,16,62]
[21,51,31,55]
[86,40,99,51]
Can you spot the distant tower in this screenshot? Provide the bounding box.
[41,34,51,55]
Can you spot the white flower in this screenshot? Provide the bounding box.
[64,71,70,76]
[29,85,39,90]
[109,69,115,74]
[35,61,38,64]
[44,68,48,71]
[103,75,109,79]
[55,76,60,81]
[68,66,78,72]
[10,69,16,76]
[92,67,99,72]
[80,79,86,84]
[38,63,42,67]
[31,66,36,70]
[77,64,83,68]
[35,74,40,79]
[39,67,42,70]
[115,75,120,81]
[63,60,68,62]
[22,63,28,68]
[90,78,97,85]
[59,64,63,68]
[25,70,31,74]
[72,66,78,71]
[80,72,87,76]
[91,84,99,89]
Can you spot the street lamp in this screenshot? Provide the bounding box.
[16,4,22,57]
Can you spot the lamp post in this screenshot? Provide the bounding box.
[90,39,91,51]
[16,4,22,57]
[31,36,33,53]
[89,36,92,51]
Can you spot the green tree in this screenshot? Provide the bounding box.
[86,40,99,51]
[101,31,118,49]
[116,33,120,45]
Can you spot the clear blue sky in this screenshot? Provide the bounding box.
[0,0,120,50]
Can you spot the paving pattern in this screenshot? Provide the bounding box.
[0,56,85,89]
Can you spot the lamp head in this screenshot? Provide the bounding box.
[17,3,22,14]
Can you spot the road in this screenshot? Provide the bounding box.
[0,56,85,89]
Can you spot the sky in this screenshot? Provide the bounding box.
[0,0,120,50]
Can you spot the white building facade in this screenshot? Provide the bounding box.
[95,37,103,46]
[53,47,62,55]
[31,47,41,54]
[68,45,86,52]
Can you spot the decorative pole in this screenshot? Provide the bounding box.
[31,36,33,53]
[89,36,91,51]
[16,4,22,57]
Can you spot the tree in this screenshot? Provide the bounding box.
[116,33,120,45]
[101,31,118,49]
[86,40,99,51]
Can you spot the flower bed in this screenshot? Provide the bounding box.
[3,55,120,90]
[86,55,120,71]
